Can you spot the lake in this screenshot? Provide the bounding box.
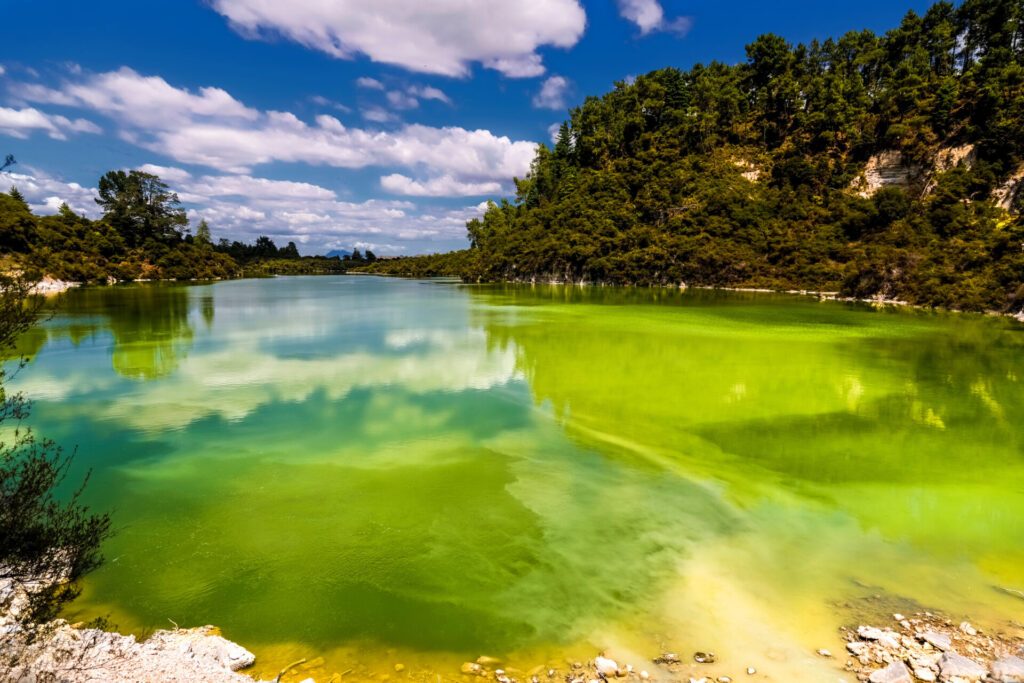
[11,276,1024,681]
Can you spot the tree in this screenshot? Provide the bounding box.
[195,219,213,246]
[0,274,112,623]
[280,241,300,259]
[364,249,377,262]
[8,187,28,208]
[95,170,188,247]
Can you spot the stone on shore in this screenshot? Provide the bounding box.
[938,652,987,681]
[920,631,952,652]
[868,661,913,683]
[992,655,1024,683]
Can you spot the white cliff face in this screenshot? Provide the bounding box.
[992,162,1024,210]
[853,145,983,199]
[852,151,922,197]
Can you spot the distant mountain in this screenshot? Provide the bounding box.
[324,249,352,259]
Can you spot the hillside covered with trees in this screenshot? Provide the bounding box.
[0,169,346,283]
[363,0,1024,314]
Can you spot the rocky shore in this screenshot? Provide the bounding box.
[842,613,1024,683]
[27,277,78,296]
[0,574,260,682]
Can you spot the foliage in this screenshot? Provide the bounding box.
[351,251,476,278]
[393,0,1024,314]
[0,274,112,623]
[0,168,355,282]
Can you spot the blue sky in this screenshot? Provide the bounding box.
[1,0,933,255]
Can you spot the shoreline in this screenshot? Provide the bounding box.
[5,568,1024,682]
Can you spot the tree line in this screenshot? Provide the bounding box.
[365,0,1024,314]
[0,169,347,283]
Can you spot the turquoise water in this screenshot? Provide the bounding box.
[11,276,1024,681]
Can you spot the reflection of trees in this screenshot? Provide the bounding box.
[43,285,198,380]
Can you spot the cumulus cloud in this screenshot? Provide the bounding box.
[0,106,101,140]
[125,164,489,252]
[532,76,571,110]
[616,0,692,35]
[380,173,502,197]
[14,68,537,187]
[0,169,100,217]
[14,67,257,129]
[209,0,586,78]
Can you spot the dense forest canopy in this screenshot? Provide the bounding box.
[366,0,1024,314]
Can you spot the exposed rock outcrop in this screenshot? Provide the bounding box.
[1,573,261,682]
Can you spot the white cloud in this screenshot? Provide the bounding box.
[209,0,586,78]
[0,106,101,140]
[360,106,398,123]
[386,90,419,110]
[356,76,385,90]
[616,0,691,35]
[0,65,6,77]
[310,95,352,113]
[409,85,451,104]
[14,67,257,129]
[547,122,562,144]
[120,163,489,251]
[16,68,536,186]
[0,169,100,217]
[532,76,571,110]
[380,173,502,197]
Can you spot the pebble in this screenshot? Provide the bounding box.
[478,657,503,667]
[958,622,978,637]
[687,678,708,683]
[816,649,833,658]
[639,672,649,680]
[548,670,556,678]
[746,667,756,675]
[462,662,483,675]
[717,678,732,683]
[693,652,716,664]
[394,664,405,673]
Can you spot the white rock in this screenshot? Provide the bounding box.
[938,653,987,681]
[817,649,833,658]
[958,622,977,637]
[868,661,913,683]
[595,657,619,676]
[991,655,1024,683]
[746,668,756,675]
[919,631,952,652]
[859,626,886,640]
[913,667,936,682]
[639,672,649,681]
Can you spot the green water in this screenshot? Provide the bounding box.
[11,277,1024,681]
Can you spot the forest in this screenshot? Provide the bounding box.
[0,170,346,282]
[363,0,1024,314]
